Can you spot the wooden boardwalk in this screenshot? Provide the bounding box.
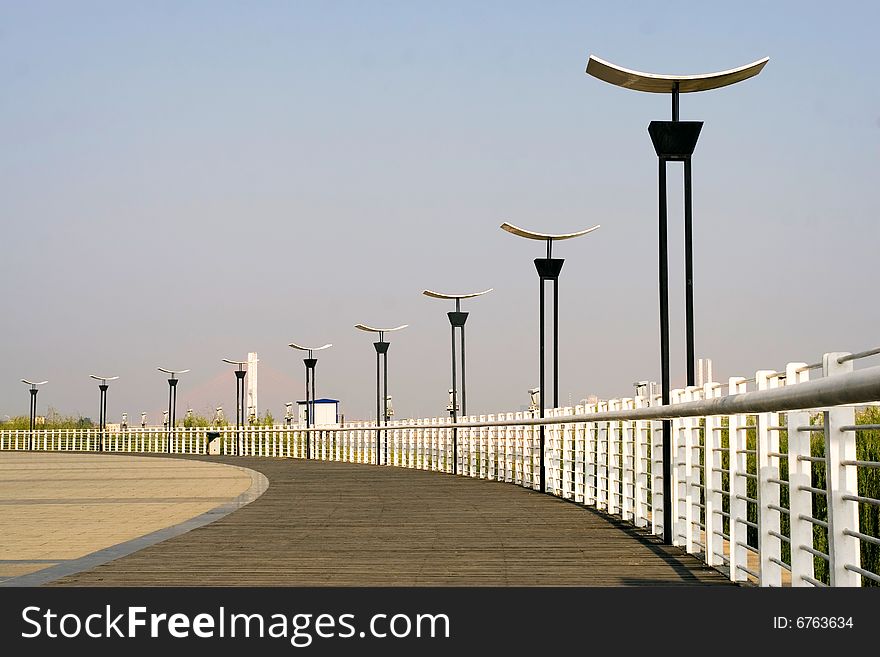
[50,455,732,586]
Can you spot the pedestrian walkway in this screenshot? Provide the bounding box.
[44,455,731,586]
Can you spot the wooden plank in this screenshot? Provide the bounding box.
[51,455,733,587]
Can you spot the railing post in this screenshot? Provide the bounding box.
[650,390,664,537]
[670,388,684,547]
[620,398,635,522]
[516,412,526,487]
[596,401,609,511]
[479,414,488,480]
[586,406,597,507]
[756,369,783,586]
[487,414,497,480]
[823,352,861,587]
[784,362,814,586]
[608,400,621,516]
[633,394,648,528]
[728,376,749,582]
[573,404,585,504]
[703,382,723,567]
[683,386,702,555]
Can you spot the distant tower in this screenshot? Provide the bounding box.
[697,358,714,386]
[247,352,259,423]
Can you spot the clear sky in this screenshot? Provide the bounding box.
[1,1,878,423]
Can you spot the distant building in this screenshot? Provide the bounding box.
[297,399,340,426]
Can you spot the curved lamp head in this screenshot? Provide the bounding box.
[500,222,600,241]
[288,343,333,352]
[21,379,48,386]
[89,375,119,384]
[221,359,247,374]
[354,324,408,333]
[157,368,190,376]
[422,288,493,301]
[585,55,769,94]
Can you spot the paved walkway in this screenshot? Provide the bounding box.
[0,452,256,584]
[43,455,731,586]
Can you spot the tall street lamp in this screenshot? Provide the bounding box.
[157,368,189,453]
[422,288,493,475]
[89,374,119,452]
[355,324,408,466]
[20,379,47,451]
[222,359,248,456]
[288,342,332,460]
[500,222,599,493]
[586,54,767,544]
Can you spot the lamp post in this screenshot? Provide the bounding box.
[586,54,767,544]
[20,379,47,451]
[355,324,408,465]
[89,375,119,452]
[288,343,332,460]
[157,368,189,453]
[221,359,247,456]
[500,222,599,493]
[422,288,493,475]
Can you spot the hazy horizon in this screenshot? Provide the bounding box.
[2,1,879,423]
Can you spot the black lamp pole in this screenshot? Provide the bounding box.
[355,325,407,467]
[21,380,46,451]
[29,387,38,450]
[158,368,188,454]
[423,288,492,475]
[235,369,246,455]
[89,375,118,452]
[222,360,247,457]
[501,223,598,494]
[586,54,767,544]
[167,377,177,453]
[374,335,389,465]
[649,106,702,545]
[289,343,332,461]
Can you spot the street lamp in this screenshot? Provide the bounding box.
[586,54,767,544]
[221,359,248,456]
[422,288,493,475]
[157,368,189,453]
[500,222,599,492]
[20,379,47,451]
[89,374,119,452]
[355,323,408,465]
[288,343,332,460]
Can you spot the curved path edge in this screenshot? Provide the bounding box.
[0,459,269,587]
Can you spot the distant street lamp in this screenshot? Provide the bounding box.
[586,54,767,544]
[89,375,119,452]
[20,379,47,451]
[500,222,599,493]
[355,324,408,465]
[422,288,493,475]
[157,368,189,453]
[222,359,248,456]
[288,342,333,460]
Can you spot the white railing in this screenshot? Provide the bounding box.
[3,350,880,587]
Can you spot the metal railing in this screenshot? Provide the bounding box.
[3,349,880,587]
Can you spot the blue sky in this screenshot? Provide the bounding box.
[1,1,878,422]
